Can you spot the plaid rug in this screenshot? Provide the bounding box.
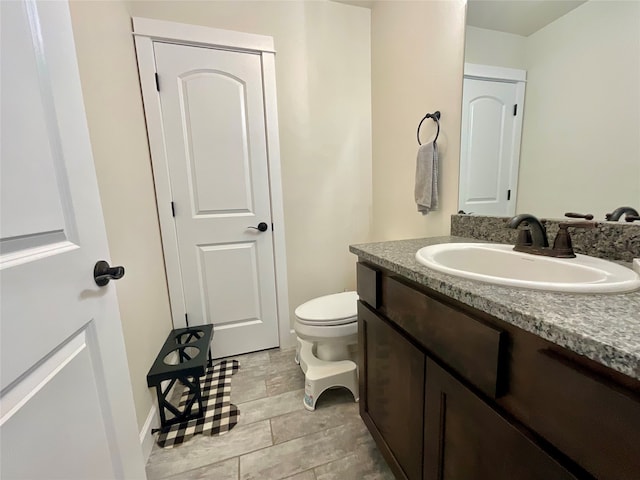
[156,359,240,448]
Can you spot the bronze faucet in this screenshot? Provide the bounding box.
[605,206,639,221]
[507,214,549,248]
[507,214,595,258]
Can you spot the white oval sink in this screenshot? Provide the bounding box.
[415,243,640,293]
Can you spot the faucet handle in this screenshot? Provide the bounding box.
[515,228,533,247]
[559,221,596,230]
[564,212,594,220]
[625,215,640,223]
[552,221,596,258]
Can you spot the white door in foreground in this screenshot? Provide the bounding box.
[0,1,145,478]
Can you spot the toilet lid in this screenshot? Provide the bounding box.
[295,291,358,326]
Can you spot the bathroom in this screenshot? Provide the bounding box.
[1,0,638,478]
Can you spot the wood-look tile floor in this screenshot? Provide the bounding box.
[146,347,395,480]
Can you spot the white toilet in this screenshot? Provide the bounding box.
[293,291,359,411]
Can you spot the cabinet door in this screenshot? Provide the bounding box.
[359,302,425,480]
[424,359,578,480]
[527,349,640,480]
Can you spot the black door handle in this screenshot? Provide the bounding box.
[248,222,269,232]
[94,260,125,287]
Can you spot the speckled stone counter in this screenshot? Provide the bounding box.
[350,236,640,380]
[451,214,640,262]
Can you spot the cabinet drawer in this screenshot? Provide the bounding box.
[382,276,505,398]
[357,262,380,308]
[527,349,640,480]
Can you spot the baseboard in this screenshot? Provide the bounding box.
[281,329,297,348]
[140,351,178,462]
[139,404,158,463]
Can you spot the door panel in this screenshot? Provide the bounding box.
[459,78,519,216]
[197,242,261,326]
[359,302,425,480]
[1,331,115,479]
[424,359,577,480]
[0,1,143,478]
[0,0,70,243]
[466,97,503,199]
[180,71,253,214]
[154,42,279,357]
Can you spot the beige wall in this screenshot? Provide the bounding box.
[70,0,371,431]
[464,25,526,70]
[69,1,173,431]
[518,0,640,219]
[371,0,466,240]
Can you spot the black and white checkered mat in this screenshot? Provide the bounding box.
[156,359,240,448]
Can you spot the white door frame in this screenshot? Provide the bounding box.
[132,18,292,349]
[462,63,527,216]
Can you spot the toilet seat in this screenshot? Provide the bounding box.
[295,315,356,327]
[294,320,357,339]
[294,291,358,326]
[293,291,358,337]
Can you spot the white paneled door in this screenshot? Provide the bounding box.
[0,1,145,479]
[153,42,279,358]
[459,77,522,216]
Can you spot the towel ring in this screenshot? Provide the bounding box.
[417,111,441,145]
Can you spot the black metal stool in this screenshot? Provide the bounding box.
[146,324,214,432]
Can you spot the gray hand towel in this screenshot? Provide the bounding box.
[415,141,439,215]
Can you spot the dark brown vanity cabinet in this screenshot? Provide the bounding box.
[358,303,425,480]
[356,261,640,480]
[424,359,577,480]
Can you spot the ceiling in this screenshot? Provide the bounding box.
[333,0,587,37]
[332,0,374,8]
[466,0,587,36]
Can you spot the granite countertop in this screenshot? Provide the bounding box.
[350,236,640,381]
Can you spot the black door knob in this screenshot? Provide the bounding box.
[94,260,125,287]
[248,222,269,232]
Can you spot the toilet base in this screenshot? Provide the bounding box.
[317,342,351,361]
[296,338,358,411]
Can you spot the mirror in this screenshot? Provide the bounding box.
[460,0,640,221]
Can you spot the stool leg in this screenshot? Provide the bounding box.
[302,363,359,412]
[303,377,318,411]
[346,368,359,403]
